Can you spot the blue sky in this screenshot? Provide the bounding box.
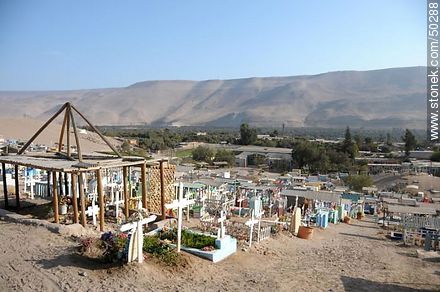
[0,0,425,90]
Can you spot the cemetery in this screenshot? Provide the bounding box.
[1,103,440,290]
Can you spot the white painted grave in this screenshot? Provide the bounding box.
[165,182,195,252]
[120,213,157,263]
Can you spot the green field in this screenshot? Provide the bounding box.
[175,148,193,158]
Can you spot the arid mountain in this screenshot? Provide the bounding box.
[0,67,426,128]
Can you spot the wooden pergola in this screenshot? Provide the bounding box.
[0,102,150,231]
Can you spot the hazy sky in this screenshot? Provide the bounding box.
[0,0,425,90]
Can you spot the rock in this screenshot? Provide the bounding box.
[79,271,87,277]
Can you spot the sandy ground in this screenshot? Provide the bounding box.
[0,216,439,292]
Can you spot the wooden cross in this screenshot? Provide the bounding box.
[86,199,99,226]
[120,214,157,263]
[165,182,195,252]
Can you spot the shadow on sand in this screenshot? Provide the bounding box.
[341,276,438,292]
[35,247,123,271]
[339,232,383,241]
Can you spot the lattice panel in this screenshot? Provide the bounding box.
[146,163,175,214]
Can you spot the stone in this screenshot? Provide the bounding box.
[79,271,87,277]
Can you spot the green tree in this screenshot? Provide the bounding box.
[240,123,257,145]
[341,126,358,158]
[345,175,373,192]
[192,146,214,163]
[386,133,392,146]
[402,129,417,156]
[214,149,235,166]
[292,141,323,171]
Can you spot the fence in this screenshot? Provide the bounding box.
[402,215,440,230]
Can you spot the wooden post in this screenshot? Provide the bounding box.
[14,165,20,209]
[2,163,8,209]
[96,169,105,232]
[71,173,78,224]
[141,162,147,209]
[52,172,59,223]
[64,172,69,197]
[47,171,51,197]
[17,103,68,154]
[58,172,64,196]
[123,166,129,219]
[160,160,166,220]
[78,173,86,227]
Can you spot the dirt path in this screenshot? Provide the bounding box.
[0,217,439,292]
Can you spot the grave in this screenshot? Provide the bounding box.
[86,200,99,226]
[289,207,301,235]
[165,182,195,252]
[120,213,157,263]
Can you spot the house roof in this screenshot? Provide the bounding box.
[281,189,341,203]
[386,204,437,215]
[0,153,146,173]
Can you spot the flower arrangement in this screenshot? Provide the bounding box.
[100,231,129,263]
[59,196,71,206]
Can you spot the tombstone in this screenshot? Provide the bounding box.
[290,207,301,235]
[86,200,99,226]
[120,213,157,263]
[165,182,195,252]
[425,232,432,251]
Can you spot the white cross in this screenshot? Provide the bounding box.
[245,209,264,247]
[86,200,99,226]
[237,197,245,217]
[120,213,157,263]
[113,191,124,219]
[165,182,195,252]
[217,210,227,239]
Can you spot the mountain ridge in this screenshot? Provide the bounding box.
[0,66,426,129]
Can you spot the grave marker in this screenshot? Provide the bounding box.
[120,213,157,263]
[165,182,195,252]
[86,199,99,226]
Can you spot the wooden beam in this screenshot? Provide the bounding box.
[58,109,69,152]
[18,103,68,154]
[14,165,20,209]
[52,172,59,223]
[160,160,165,220]
[78,173,86,227]
[141,162,147,209]
[71,173,78,224]
[2,163,8,209]
[96,169,105,232]
[123,166,129,219]
[66,105,71,157]
[71,105,122,158]
[69,108,83,161]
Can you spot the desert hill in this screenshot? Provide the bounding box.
[0,67,426,128]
